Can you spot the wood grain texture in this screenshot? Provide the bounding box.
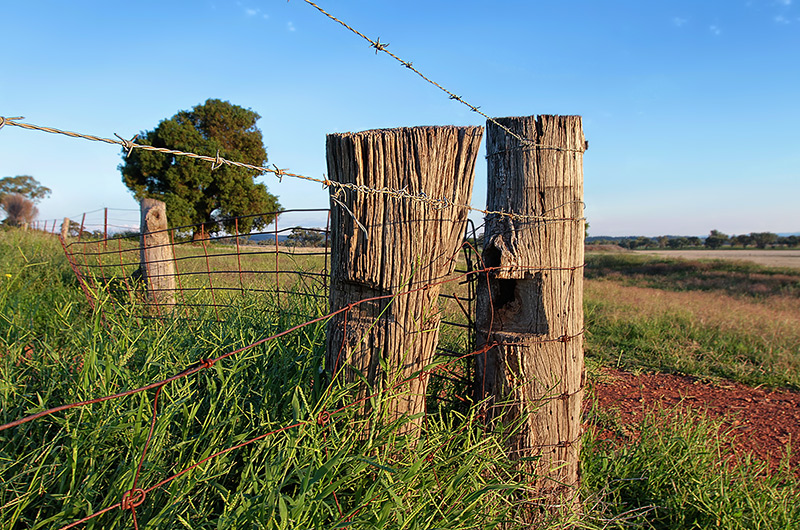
[139,198,176,309]
[326,126,483,434]
[476,115,585,505]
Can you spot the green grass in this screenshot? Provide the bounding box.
[2,230,799,529]
[0,229,536,529]
[582,404,800,529]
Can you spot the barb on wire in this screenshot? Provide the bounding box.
[298,0,585,154]
[114,133,139,158]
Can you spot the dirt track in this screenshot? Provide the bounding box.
[591,369,800,474]
[634,249,800,269]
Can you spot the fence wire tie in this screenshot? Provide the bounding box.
[114,133,139,158]
[331,195,368,241]
[120,488,146,511]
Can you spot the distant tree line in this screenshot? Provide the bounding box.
[284,228,327,247]
[587,230,799,250]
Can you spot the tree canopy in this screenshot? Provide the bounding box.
[0,175,51,203]
[704,229,729,249]
[749,232,778,249]
[285,228,326,247]
[119,99,280,235]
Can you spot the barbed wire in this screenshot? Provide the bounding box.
[0,116,584,225]
[298,0,586,155]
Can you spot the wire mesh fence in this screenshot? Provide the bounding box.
[57,208,481,342]
[61,209,331,320]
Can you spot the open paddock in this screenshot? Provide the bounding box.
[634,249,800,269]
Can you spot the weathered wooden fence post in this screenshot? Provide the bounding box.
[326,125,483,435]
[476,115,586,508]
[61,218,70,240]
[139,198,176,309]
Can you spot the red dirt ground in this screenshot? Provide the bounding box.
[591,369,800,474]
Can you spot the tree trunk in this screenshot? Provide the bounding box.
[326,125,483,436]
[476,115,586,509]
[139,198,176,310]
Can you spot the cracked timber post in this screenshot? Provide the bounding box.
[326,126,483,437]
[476,115,586,509]
[139,198,176,311]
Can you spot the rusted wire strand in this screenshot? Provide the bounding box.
[8,259,583,527]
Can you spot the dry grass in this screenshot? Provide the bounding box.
[586,279,800,345]
[584,253,800,388]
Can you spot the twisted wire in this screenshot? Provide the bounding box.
[0,116,584,224]
[300,0,586,155]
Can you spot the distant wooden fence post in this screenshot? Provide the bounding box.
[326,125,483,435]
[476,115,586,507]
[139,198,176,309]
[61,218,70,240]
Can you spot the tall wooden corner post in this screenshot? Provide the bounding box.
[139,198,176,310]
[326,126,483,435]
[476,115,586,508]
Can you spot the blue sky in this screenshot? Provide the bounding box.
[1,0,798,236]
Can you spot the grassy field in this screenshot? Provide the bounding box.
[1,230,798,529]
[584,252,800,389]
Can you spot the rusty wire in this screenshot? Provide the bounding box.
[2,255,583,529]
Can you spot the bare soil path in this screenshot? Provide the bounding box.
[634,249,800,269]
[591,369,800,474]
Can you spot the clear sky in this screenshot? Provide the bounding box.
[1,0,798,237]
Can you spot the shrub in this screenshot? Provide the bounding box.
[1,193,38,227]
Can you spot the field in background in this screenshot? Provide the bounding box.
[584,251,800,389]
[2,230,799,529]
[634,249,800,269]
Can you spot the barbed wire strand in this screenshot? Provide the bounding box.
[52,326,581,530]
[298,0,586,155]
[0,116,584,225]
